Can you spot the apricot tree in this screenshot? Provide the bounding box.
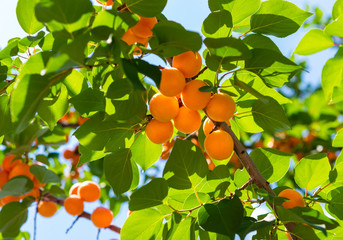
[0,0,343,239]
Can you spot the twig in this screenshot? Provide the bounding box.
[33,201,39,240]
[66,215,81,234]
[190,66,208,80]
[238,178,255,190]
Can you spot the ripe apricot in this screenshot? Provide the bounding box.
[64,195,84,216]
[159,68,186,97]
[203,117,215,136]
[63,150,74,159]
[9,163,34,180]
[91,207,113,228]
[181,80,211,110]
[146,120,174,144]
[173,106,201,134]
[2,155,21,172]
[173,51,202,78]
[149,93,179,122]
[0,195,20,207]
[38,201,58,217]
[278,189,305,209]
[204,130,234,160]
[0,170,8,188]
[69,182,82,196]
[77,181,101,202]
[121,29,148,55]
[131,17,157,38]
[206,93,236,122]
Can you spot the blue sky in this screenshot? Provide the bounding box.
[0,0,338,239]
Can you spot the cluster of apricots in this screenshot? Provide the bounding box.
[121,15,157,55]
[145,51,236,161]
[63,146,82,179]
[0,155,45,207]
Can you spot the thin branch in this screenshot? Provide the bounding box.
[189,66,208,80]
[66,215,81,234]
[238,178,255,191]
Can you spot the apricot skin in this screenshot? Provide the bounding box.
[206,93,236,122]
[173,106,201,134]
[173,51,202,78]
[278,189,305,209]
[181,80,211,111]
[38,201,58,218]
[131,17,157,38]
[204,130,234,160]
[77,181,101,202]
[64,195,84,216]
[159,68,186,97]
[146,120,174,144]
[203,118,215,137]
[149,93,179,122]
[91,207,113,228]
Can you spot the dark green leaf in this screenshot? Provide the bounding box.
[16,0,44,34]
[0,202,28,235]
[0,177,33,199]
[106,78,133,99]
[237,216,275,239]
[69,88,106,115]
[0,95,14,136]
[202,10,233,38]
[242,34,281,53]
[328,187,343,220]
[123,0,167,17]
[30,165,59,184]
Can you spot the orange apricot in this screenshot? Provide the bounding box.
[77,181,101,202]
[173,106,201,134]
[181,80,211,110]
[278,189,305,209]
[0,195,20,207]
[69,182,82,196]
[206,93,236,122]
[63,150,74,159]
[172,51,202,78]
[38,201,58,217]
[64,195,84,216]
[159,68,186,97]
[0,170,8,188]
[96,0,113,5]
[9,163,34,180]
[204,130,234,160]
[146,119,174,144]
[131,17,157,38]
[2,155,21,172]
[149,93,179,122]
[203,117,215,136]
[121,29,148,46]
[91,207,113,228]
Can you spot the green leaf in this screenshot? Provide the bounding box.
[333,129,343,147]
[203,49,237,72]
[328,187,343,220]
[325,15,343,38]
[16,0,44,34]
[69,88,106,115]
[0,202,28,235]
[0,177,33,199]
[250,0,312,38]
[333,0,343,20]
[198,196,244,237]
[38,84,68,130]
[150,21,203,57]
[294,29,334,55]
[204,37,251,62]
[0,38,20,60]
[131,132,162,170]
[0,95,14,136]
[242,34,281,53]
[121,208,164,240]
[18,52,53,78]
[129,178,168,211]
[294,153,331,191]
[321,57,343,103]
[163,139,209,190]
[123,0,167,17]
[246,49,301,88]
[0,62,8,81]
[106,78,133,99]
[169,217,196,240]
[202,10,233,38]
[104,149,138,195]
[234,168,250,188]
[237,216,275,239]
[19,31,45,49]
[29,165,59,184]
[63,70,87,97]
[209,0,261,25]
[78,144,108,166]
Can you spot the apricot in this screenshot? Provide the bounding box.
[181,80,211,110]
[206,93,236,122]
[9,163,34,180]
[121,29,148,55]
[64,195,84,216]
[159,68,186,97]
[38,201,58,217]
[203,117,215,136]
[173,51,202,78]
[77,181,101,202]
[0,170,8,188]
[96,0,113,5]
[2,155,21,172]
[0,195,20,207]
[204,130,234,160]
[173,106,201,134]
[69,182,82,196]
[131,17,157,38]
[146,119,174,144]
[278,189,305,209]
[91,207,113,228]
[63,150,74,159]
[149,93,179,122]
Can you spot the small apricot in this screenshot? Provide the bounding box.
[77,181,101,202]
[63,150,74,159]
[206,93,236,122]
[91,207,113,228]
[2,155,21,172]
[9,163,34,180]
[0,170,8,188]
[278,189,305,209]
[173,106,201,134]
[203,117,215,136]
[146,120,174,144]
[181,80,211,110]
[204,130,234,160]
[159,68,186,97]
[149,93,179,122]
[131,17,157,38]
[173,51,202,78]
[69,182,82,196]
[38,201,58,217]
[64,195,84,216]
